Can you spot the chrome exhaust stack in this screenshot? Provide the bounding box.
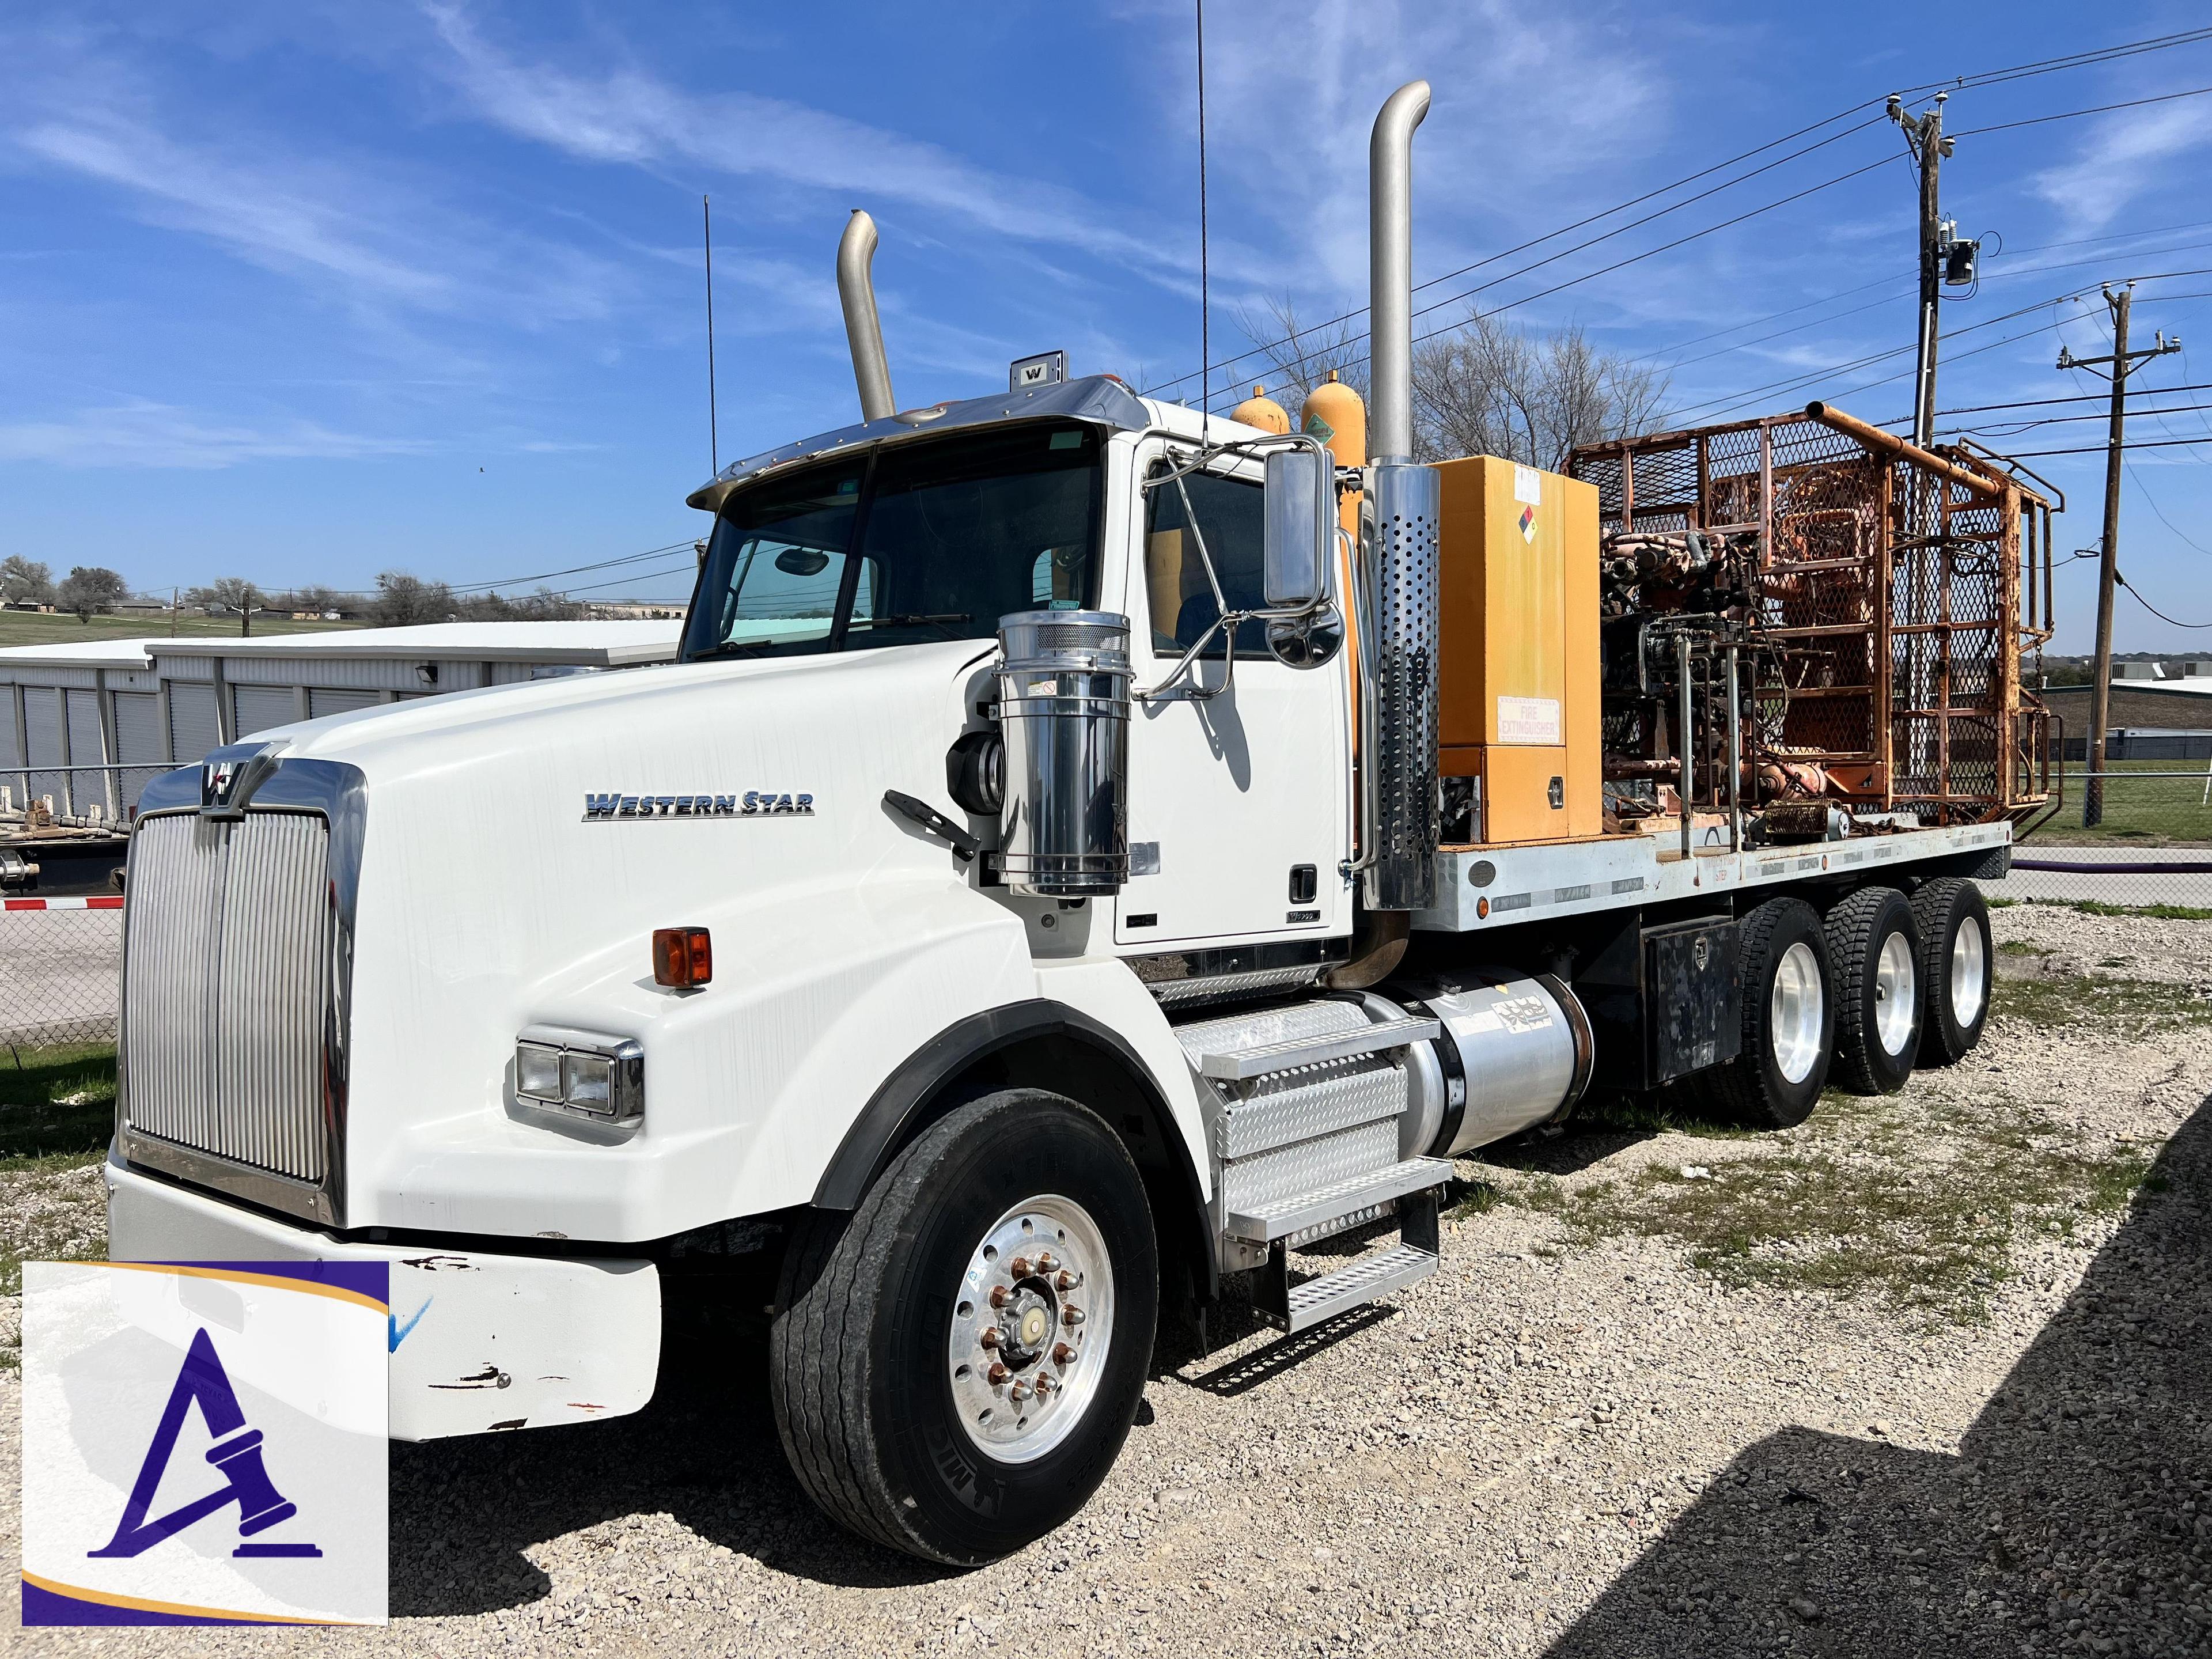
[836,209,896,422]
[1361,81,1440,912]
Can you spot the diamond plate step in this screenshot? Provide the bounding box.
[1224,1156,1452,1243]
[1274,1242,1440,1334]
[1195,1015,1439,1081]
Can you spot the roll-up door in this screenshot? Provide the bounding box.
[233,685,298,737]
[1,688,21,785]
[112,691,165,814]
[167,683,222,768]
[66,688,109,816]
[23,687,66,810]
[306,687,379,719]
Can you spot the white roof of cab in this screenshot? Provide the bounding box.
[146,620,685,668]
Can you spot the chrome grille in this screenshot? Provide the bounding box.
[123,810,333,1187]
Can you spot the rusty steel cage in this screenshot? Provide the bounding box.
[1570,403,2057,827]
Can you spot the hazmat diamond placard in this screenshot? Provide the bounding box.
[21,1260,388,1626]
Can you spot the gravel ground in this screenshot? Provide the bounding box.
[4,900,2208,1656]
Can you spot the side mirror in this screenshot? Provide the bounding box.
[1263,448,1333,609]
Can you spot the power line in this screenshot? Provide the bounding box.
[1948,81,2212,138]
[1143,25,2212,401]
[1998,433,2212,459]
[2119,573,2212,628]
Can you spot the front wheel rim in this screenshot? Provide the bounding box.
[1770,940,1825,1085]
[1873,929,1918,1057]
[946,1194,1115,1465]
[1949,915,1988,1028]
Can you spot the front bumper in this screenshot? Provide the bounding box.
[105,1158,661,1441]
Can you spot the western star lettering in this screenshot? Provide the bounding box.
[583,791,814,819]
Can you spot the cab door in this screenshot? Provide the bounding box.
[1111,444,1350,949]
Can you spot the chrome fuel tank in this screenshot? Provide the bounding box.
[1377,972,1593,1158]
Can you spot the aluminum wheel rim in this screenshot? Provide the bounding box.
[946,1194,1114,1464]
[1949,914,1988,1029]
[1770,941,1824,1085]
[1873,928,1918,1058]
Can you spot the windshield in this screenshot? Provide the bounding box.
[681,423,1104,661]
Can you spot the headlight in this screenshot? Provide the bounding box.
[514,1027,643,1123]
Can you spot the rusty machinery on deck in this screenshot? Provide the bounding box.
[1567,402,2059,833]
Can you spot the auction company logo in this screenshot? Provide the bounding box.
[21,1260,389,1626]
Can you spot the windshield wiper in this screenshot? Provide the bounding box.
[843,612,973,636]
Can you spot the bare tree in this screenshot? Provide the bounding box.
[1230,292,1370,413]
[1412,313,1668,472]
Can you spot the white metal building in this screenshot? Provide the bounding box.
[2,622,684,819]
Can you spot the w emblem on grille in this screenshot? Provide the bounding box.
[198,743,282,819]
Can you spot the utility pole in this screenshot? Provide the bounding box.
[1890,93,1953,448]
[2056,283,2182,825]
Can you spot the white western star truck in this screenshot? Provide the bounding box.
[109,82,2048,1563]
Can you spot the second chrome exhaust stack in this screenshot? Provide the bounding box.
[837,210,896,422]
[1361,79,1441,913]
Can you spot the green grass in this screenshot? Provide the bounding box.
[1989,967,2212,1036]
[2026,760,2212,847]
[0,1044,116,1310]
[2012,897,2212,922]
[1459,965,2188,1323]
[0,609,369,648]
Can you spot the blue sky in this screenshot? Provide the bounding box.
[3,2,2210,652]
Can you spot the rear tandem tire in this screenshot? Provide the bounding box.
[770,1089,1158,1565]
[1697,896,1835,1129]
[1824,885,1923,1096]
[1911,877,1992,1066]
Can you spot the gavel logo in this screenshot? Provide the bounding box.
[88,1327,321,1560]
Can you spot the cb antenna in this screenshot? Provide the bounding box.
[704,193,719,476]
[1194,0,1210,441]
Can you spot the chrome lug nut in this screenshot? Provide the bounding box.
[1054,1269,1080,1291]
[1062,1305,1085,1327]
[1052,1342,1078,1366]
[1007,1255,1033,1278]
[1035,1252,1058,1274]
[987,1361,1010,1386]
[988,1285,1013,1309]
[1009,1381,1031,1403]
[979,1327,1002,1350]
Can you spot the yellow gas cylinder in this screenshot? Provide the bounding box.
[1300,371,1366,547]
[1299,371,1366,470]
[1230,384,1290,434]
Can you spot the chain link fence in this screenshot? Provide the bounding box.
[2012,767,2212,911]
[0,903,123,1048]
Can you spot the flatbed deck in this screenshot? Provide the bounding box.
[1418,819,2012,933]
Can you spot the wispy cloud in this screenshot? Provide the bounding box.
[419,2,1194,286]
[18,115,457,305]
[0,400,429,469]
[2034,101,2212,238]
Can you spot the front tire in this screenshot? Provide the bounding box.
[1698,897,1835,1128]
[1825,886,1922,1094]
[771,1089,1157,1564]
[1911,877,1991,1065]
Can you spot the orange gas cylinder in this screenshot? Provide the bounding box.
[1299,371,1366,470]
[1230,385,1290,434]
[1299,372,1366,543]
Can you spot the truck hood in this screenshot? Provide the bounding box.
[245,639,1045,1237]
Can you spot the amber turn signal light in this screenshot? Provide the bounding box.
[652,926,712,988]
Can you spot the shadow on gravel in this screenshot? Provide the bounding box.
[1543,1089,2212,1659]
[386,1301,948,1613]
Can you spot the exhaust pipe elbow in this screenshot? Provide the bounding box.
[1368,80,1431,463]
[837,209,896,422]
